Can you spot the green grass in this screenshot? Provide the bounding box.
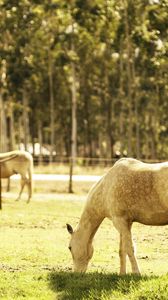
[49,272,168,300]
[1,185,168,299]
[34,163,110,175]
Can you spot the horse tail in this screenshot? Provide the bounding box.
[27,153,33,200]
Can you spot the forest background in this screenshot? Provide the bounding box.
[0,0,168,162]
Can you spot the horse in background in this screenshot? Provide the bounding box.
[67,158,168,274]
[0,150,33,203]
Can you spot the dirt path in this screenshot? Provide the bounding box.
[10,174,101,182]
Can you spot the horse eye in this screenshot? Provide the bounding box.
[68,246,71,251]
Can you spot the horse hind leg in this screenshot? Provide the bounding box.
[26,166,33,203]
[26,178,32,203]
[15,177,26,201]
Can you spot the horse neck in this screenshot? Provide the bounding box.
[78,211,104,244]
[77,186,105,243]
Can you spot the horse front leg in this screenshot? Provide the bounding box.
[113,216,140,275]
[119,233,127,275]
[125,235,140,274]
[123,225,140,274]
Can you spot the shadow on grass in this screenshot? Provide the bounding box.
[48,271,158,300]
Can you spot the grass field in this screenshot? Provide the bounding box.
[34,163,110,175]
[1,179,168,299]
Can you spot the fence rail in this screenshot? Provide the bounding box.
[0,156,167,210]
[33,155,166,166]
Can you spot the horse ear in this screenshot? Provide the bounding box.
[66,223,73,234]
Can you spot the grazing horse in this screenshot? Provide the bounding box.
[0,150,33,203]
[67,158,168,274]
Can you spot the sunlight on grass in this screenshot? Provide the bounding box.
[34,163,110,175]
[1,187,168,299]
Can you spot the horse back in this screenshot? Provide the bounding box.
[0,150,33,178]
[104,158,168,225]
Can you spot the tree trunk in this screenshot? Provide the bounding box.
[48,51,55,163]
[68,3,78,193]
[8,101,15,150]
[0,93,3,152]
[0,94,7,152]
[69,58,77,193]
[23,87,30,151]
[38,120,43,165]
[83,86,93,159]
[124,0,133,157]
[18,116,22,150]
[119,42,125,156]
[132,57,140,158]
[104,0,114,159]
[135,93,140,159]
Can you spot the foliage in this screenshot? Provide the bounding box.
[0,0,168,158]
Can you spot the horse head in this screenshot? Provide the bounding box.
[66,223,94,272]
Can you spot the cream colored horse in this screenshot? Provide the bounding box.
[67,158,168,274]
[0,150,33,203]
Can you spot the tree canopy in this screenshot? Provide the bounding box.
[0,0,168,160]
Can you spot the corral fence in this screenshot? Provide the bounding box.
[33,155,165,167]
[0,155,167,210]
